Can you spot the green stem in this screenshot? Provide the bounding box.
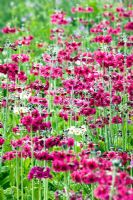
[39,180,42,200]
[16,155,19,200]
[109,167,116,200]
[91,184,94,200]
[44,179,48,200]
[65,172,69,200]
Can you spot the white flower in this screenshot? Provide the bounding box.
[13,106,20,114]
[68,125,87,136]
[2,51,8,56]
[4,58,12,63]
[13,106,29,114]
[75,60,81,65]
[81,125,87,132]
[20,91,31,100]
[0,73,7,78]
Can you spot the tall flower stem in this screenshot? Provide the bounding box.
[30,129,34,200]
[21,156,24,200]
[39,180,42,200]
[91,184,94,200]
[109,166,116,200]
[44,138,48,200]
[16,154,19,200]
[64,172,70,200]
[44,179,48,200]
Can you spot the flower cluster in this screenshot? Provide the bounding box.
[28,167,52,180]
[0,1,133,199]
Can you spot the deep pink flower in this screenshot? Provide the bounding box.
[28,166,52,180]
[124,22,133,31]
[0,137,5,146]
[112,95,122,104]
[82,172,97,184]
[21,115,33,126]
[112,116,123,124]
[67,138,74,147]
[11,54,29,63]
[94,185,110,200]
[2,26,17,34]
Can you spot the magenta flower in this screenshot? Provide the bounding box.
[28,166,52,180]
[0,137,5,146]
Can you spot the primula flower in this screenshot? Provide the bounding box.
[2,151,16,161]
[28,166,52,180]
[21,115,33,126]
[82,172,97,184]
[71,6,93,13]
[11,54,29,63]
[52,160,69,172]
[67,138,75,147]
[112,95,122,104]
[51,11,69,25]
[112,116,123,124]
[2,26,17,34]
[124,22,133,31]
[0,137,5,146]
[94,185,110,200]
[15,35,34,46]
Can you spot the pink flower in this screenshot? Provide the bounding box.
[112,116,123,124]
[124,22,133,31]
[0,137,5,146]
[18,71,27,82]
[51,11,69,25]
[11,54,29,63]
[94,185,109,200]
[112,95,122,104]
[28,166,52,180]
[71,171,82,183]
[82,172,97,184]
[21,115,33,126]
[67,138,74,147]
[2,26,17,34]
